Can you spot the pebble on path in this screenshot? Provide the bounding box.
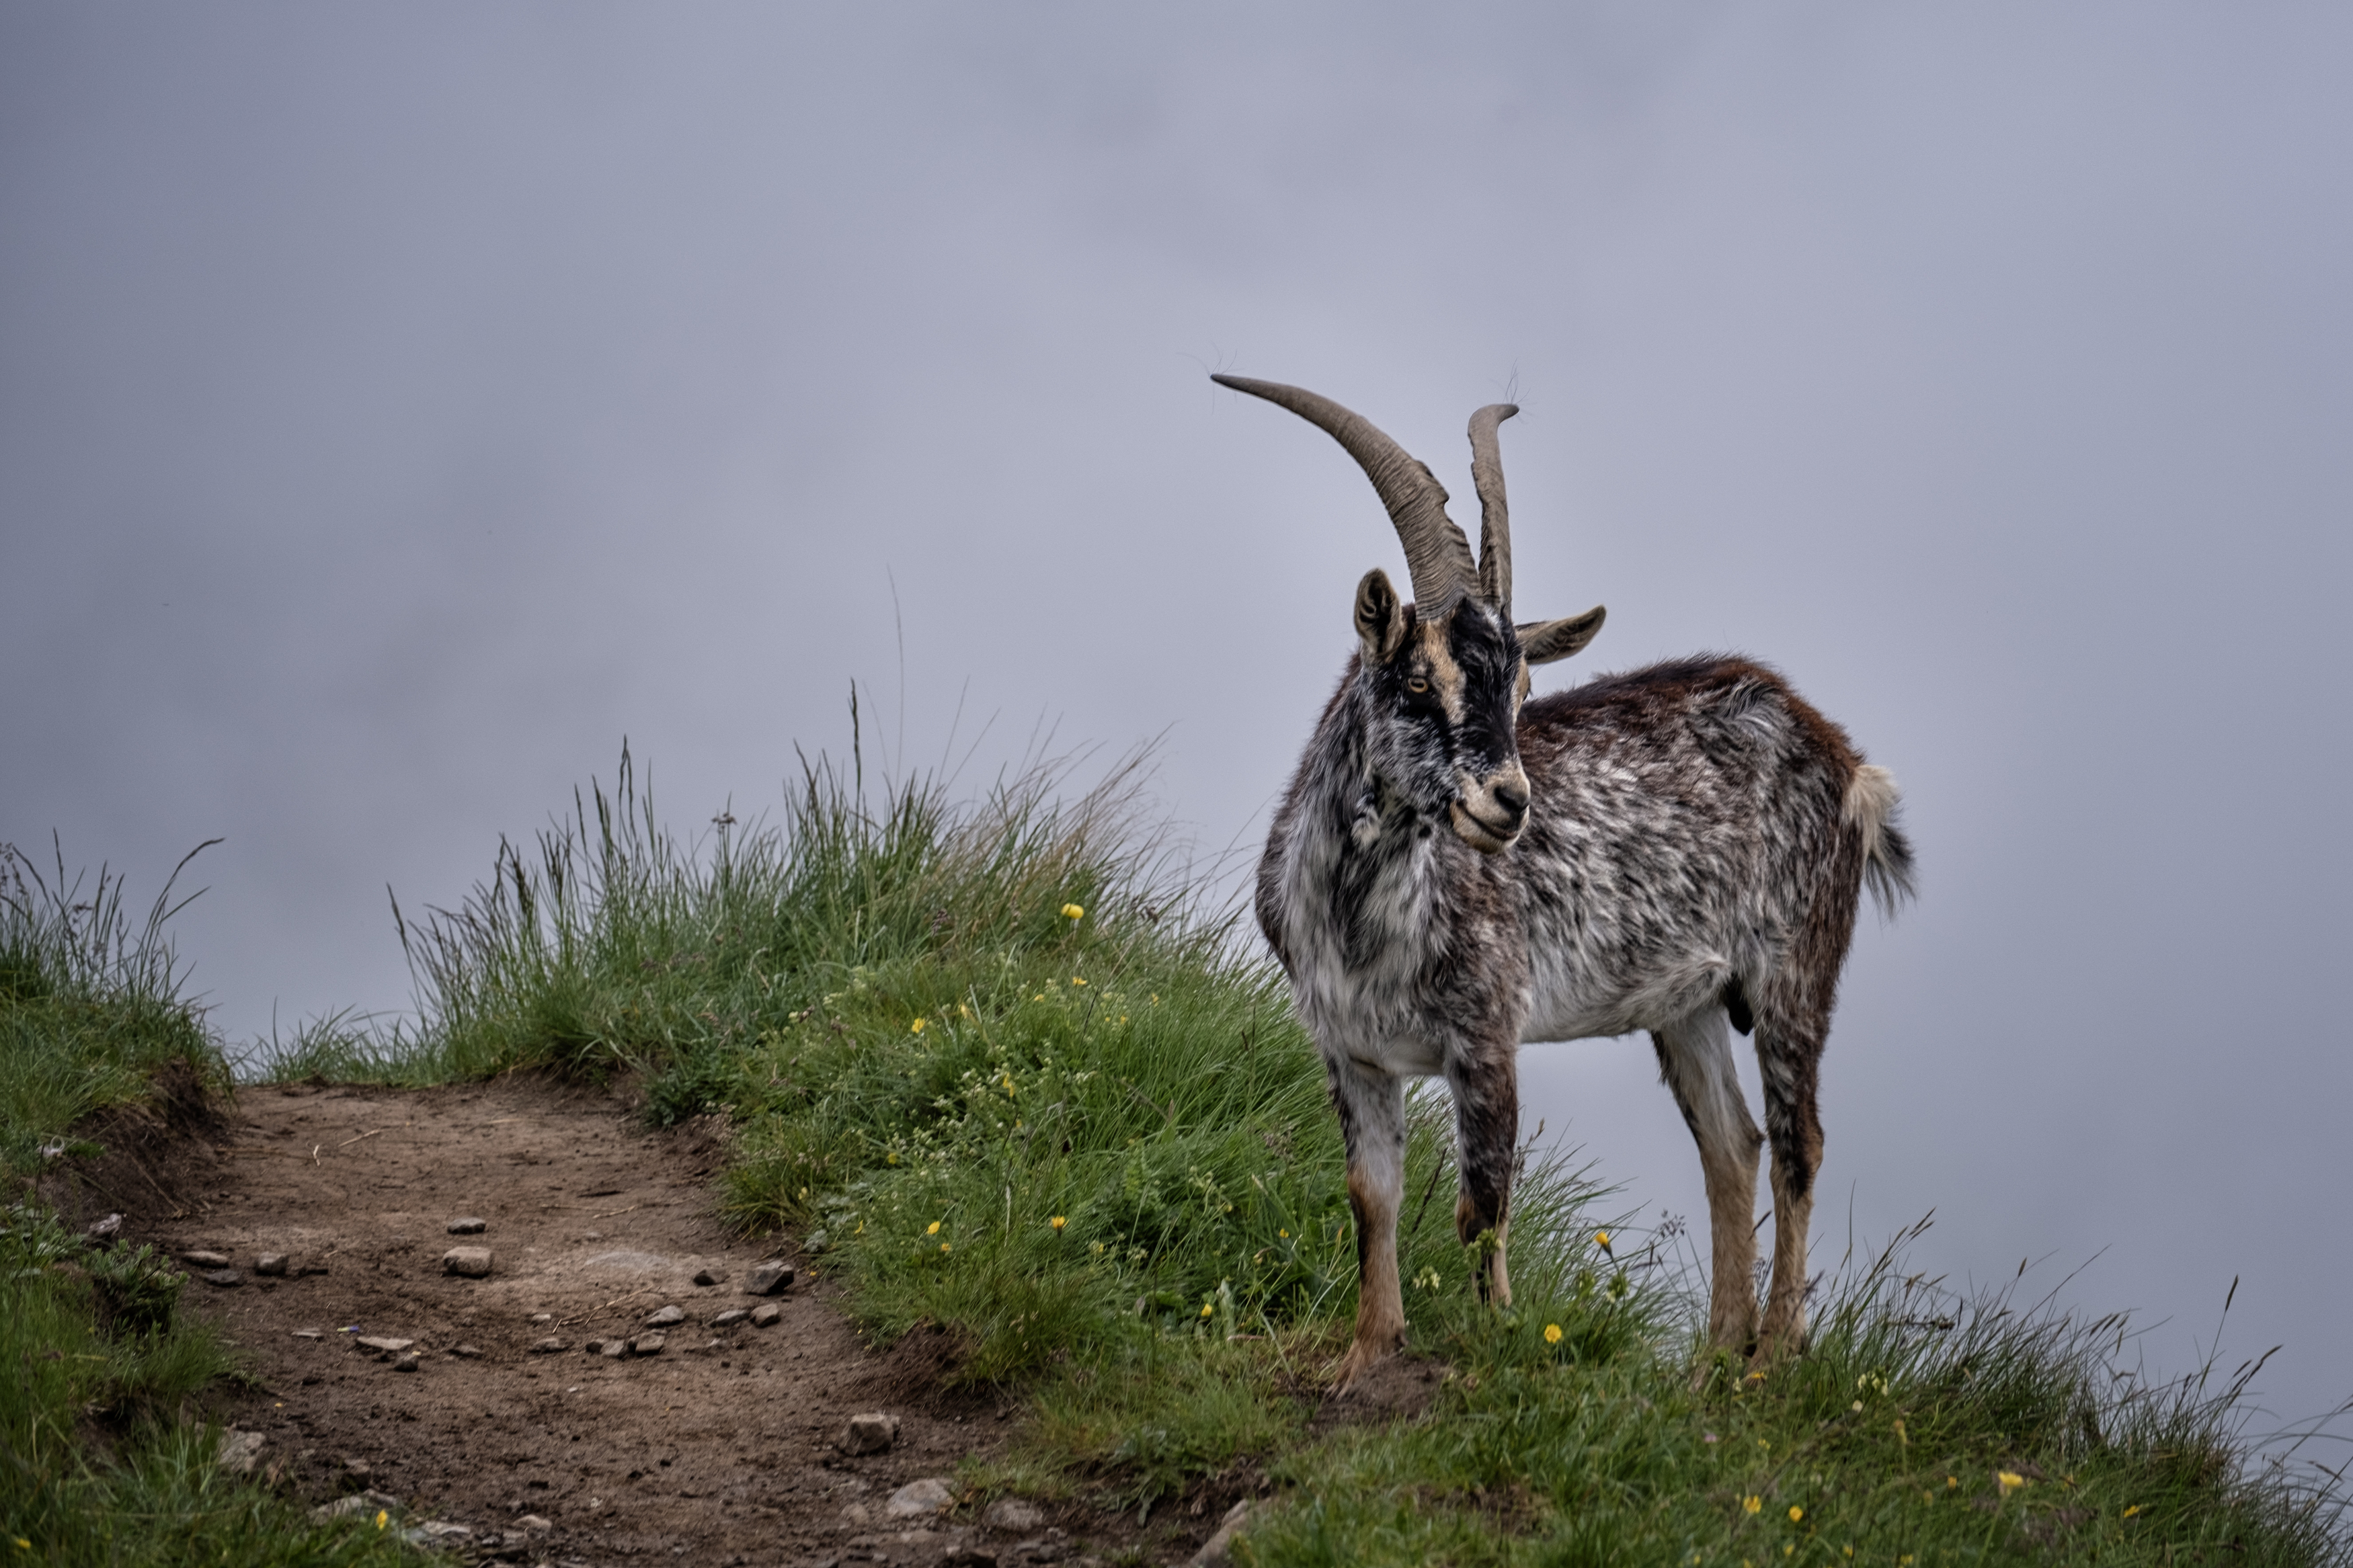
[182,1250,231,1268]
[253,1253,289,1276]
[530,1337,567,1354]
[693,1267,725,1287]
[392,1352,421,1373]
[446,1217,487,1235]
[442,1246,493,1278]
[885,1477,955,1518]
[710,1309,749,1327]
[449,1344,484,1358]
[645,1305,686,1327]
[841,1411,900,1454]
[354,1336,415,1353]
[742,1261,795,1296]
[984,1497,1045,1532]
[630,1331,667,1356]
[198,1269,243,1288]
[750,1303,783,1327]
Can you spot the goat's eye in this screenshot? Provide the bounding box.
[1406,677,1429,694]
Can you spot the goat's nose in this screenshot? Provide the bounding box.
[1492,778,1529,817]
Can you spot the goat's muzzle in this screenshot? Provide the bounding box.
[1450,768,1530,855]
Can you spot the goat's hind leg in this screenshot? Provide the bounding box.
[1651,1008,1764,1355]
[1326,1054,1408,1391]
[1753,1015,1827,1361]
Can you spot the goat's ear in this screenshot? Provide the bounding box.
[1518,605,1606,665]
[1355,569,1408,663]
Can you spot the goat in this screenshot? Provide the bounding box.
[1218,374,1915,1387]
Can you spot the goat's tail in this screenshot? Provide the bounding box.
[1843,763,1917,919]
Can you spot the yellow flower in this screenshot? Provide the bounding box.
[375,1511,389,1530]
[1062,903,1084,919]
[1051,1215,1066,1230]
[1278,1229,1288,1238]
[1743,1496,1762,1516]
[1072,977,1086,986]
[927,1221,941,1235]
[1946,1476,1957,1489]
[2122,1505,2141,1518]
[1595,1230,1613,1252]
[1788,1507,1803,1523]
[1544,1323,1564,1344]
[1784,1548,1793,1558]
[940,1243,951,1254]
[1200,1303,1214,1318]
[1997,1471,2027,1497]
[910,1018,926,1034]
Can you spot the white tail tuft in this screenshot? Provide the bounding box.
[1843,764,1917,918]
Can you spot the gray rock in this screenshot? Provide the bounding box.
[645,1305,686,1327]
[1012,1540,1068,1564]
[253,1253,289,1276]
[984,1497,1045,1532]
[392,1351,420,1372]
[885,1477,955,1518]
[419,1521,473,1540]
[311,1495,372,1522]
[742,1260,795,1296]
[199,1268,243,1288]
[85,1212,123,1241]
[710,1309,749,1327]
[692,1267,724,1287]
[182,1249,231,1267]
[530,1337,567,1354]
[1187,1500,1254,1568]
[442,1245,493,1278]
[630,1331,666,1355]
[840,1411,900,1454]
[750,1303,783,1327]
[216,1429,265,1475]
[447,1216,487,1235]
[598,1339,627,1359]
[354,1336,415,1353]
[945,1546,1000,1567]
[516,1514,553,1531]
[449,1343,484,1358]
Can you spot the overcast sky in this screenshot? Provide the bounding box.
[5,5,2349,1427]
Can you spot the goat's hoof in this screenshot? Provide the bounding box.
[1331,1337,1400,1395]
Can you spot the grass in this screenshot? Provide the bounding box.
[0,841,417,1565]
[272,733,2350,1567]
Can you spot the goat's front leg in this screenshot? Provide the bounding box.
[1326,1053,1408,1391]
[1652,1009,1764,1355]
[1445,1044,1517,1308]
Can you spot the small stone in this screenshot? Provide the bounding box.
[253,1253,290,1276]
[631,1331,666,1356]
[692,1267,724,1287]
[645,1305,686,1327]
[420,1521,474,1540]
[529,1312,553,1323]
[182,1249,231,1267]
[531,1337,567,1354]
[354,1336,415,1353]
[710,1309,748,1327]
[885,1477,954,1518]
[199,1269,243,1288]
[85,1212,123,1241]
[742,1261,795,1296]
[311,1495,370,1522]
[292,1329,322,1339]
[984,1497,1045,1532]
[392,1352,420,1372]
[442,1246,493,1278]
[449,1343,484,1358]
[517,1514,553,1531]
[1187,1500,1253,1568]
[1014,1540,1068,1564]
[447,1216,487,1235]
[945,1546,1000,1567]
[217,1429,265,1475]
[750,1303,783,1327]
[840,1411,900,1454]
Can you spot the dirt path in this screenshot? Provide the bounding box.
[102,1077,1116,1567]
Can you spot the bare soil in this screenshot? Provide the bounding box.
[61,1075,1199,1567]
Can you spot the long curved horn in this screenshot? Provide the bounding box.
[1213,374,1477,617]
[1468,403,1518,609]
